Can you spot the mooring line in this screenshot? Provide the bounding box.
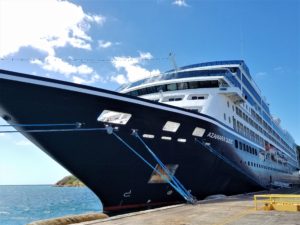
[0,127,106,134]
[133,131,196,204]
[112,131,195,203]
[0,122,82,128]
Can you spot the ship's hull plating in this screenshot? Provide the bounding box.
[0,70,297,214]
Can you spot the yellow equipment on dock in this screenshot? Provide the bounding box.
[254,194,300,212]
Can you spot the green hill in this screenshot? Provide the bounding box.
[55,175,85,187]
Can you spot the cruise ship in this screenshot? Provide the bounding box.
[0,60,299,214]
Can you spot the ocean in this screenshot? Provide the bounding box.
[0,185,102,225]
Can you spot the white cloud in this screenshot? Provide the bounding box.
[88,15,106,25]
[172,0,188,7]
[77,64,94,74]
[98,40,112,48]
[0,0,105,58]
[111,52,160,84]
[72,76,87,84]
[111,74,128,84]
[98,40,121,49]
[31,56,94,76]
[72,73,102,85]
[0,0,107,80]
[139,52,153,60]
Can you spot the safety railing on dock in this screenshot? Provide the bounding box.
[254,194,300,212]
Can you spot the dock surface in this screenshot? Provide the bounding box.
[78,187,300,225]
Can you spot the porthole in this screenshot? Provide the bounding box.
[143,134,155,139]
[161,136,172,141]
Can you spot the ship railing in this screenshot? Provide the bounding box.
[218,86,245,104]
[254,194,300,212]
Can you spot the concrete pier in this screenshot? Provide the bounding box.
[75,187,300,225]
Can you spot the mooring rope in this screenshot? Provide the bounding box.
[195,138,263,188]
[132,131,196,203]
[112,131,196,203]
[0,122,82,128]
[0,127,107,134]
[0,121,197,203]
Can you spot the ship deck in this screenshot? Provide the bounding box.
[78,187,300,225]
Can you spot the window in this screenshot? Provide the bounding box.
[233,117,236,130]
[143,134,155,139]
[224,113,226,121]
[162,121,180,132]
[188,81,199,89]
[192,127,206,137]
[191,96,205,100]
[97,110,132,125]
[235,140,238,148]
[163,96,183,102]
[227,101,230,108]
[156,85,167,92]
[177,138,186,143]
[127,80,219,96]
[167,83,177,91]
[161,136,172,141]
[187,108,200,113]
[168,97,182,101]
[177,82,188,90]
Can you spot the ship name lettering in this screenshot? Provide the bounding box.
[207,132,233,144]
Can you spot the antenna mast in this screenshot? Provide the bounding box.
[169,52,178,75]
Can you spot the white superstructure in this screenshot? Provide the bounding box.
[120,60,299,178]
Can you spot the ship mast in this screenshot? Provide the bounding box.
[169,52,178,75]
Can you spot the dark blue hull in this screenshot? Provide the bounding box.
[1,69,295,214]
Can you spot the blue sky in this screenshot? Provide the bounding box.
[0,0,299,185]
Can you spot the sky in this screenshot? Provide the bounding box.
[0,0,299,185]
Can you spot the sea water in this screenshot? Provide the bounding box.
[0,185,102,225]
